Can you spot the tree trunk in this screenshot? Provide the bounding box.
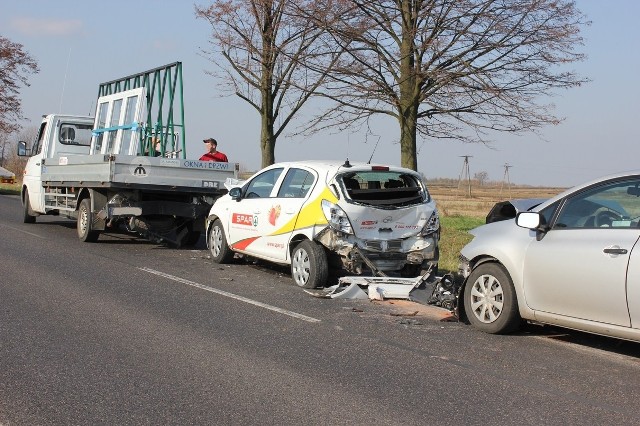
[260,83,276,168]
[397,2,418,171]
[398,106,418,170]
[260,119,275,168]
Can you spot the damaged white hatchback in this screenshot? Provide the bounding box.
[206,160,440,288]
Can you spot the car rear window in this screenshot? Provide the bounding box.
[338,170,428,207]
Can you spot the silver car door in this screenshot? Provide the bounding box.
[523,228,638,326]
[523,177,640,327]
[626,238,640,328]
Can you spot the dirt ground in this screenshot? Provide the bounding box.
[428,184,565,218]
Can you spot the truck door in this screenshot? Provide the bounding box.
[91,88,147,155]
[22,118,50,213]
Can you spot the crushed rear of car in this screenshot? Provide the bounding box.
[318,163,440,277]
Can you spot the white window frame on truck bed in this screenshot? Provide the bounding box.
[91,87,147,155]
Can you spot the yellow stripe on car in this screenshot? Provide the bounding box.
[269,186,338,236]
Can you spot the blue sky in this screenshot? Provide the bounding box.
[2,0,639,187]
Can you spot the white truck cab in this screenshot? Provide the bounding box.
[21,114,94,215]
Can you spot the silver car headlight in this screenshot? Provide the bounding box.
[420,210,440,237]
[321,199,353,234]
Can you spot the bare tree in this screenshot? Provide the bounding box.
[306,0,589,170]
[474,170,488,186]
[0,36,39,135]
[195,0,341,167]
[1,126,36,179]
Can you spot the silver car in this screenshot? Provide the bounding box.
[458,171,640,342]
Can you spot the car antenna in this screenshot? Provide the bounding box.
[343,158,352,168]
[367,136,381,164]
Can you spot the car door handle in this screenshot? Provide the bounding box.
[603,247,628,255]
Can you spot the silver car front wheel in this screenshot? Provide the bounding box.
[463,263,520,334]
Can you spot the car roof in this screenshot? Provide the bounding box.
[265,159,420,175]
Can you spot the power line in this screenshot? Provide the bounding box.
[457,155,473,197]
[500,163,512,199]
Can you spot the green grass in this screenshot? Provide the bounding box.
[0,183,20,196]
[439,215,485,274]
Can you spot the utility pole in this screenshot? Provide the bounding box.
[457,155,472,197]
[500,163,512,199]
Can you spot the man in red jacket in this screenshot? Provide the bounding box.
[199,138,228,162]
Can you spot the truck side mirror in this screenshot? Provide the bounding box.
[17,141,30,157]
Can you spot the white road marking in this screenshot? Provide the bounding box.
[139,267,321,323]
[0,224,46,238]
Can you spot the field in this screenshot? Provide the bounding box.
[1,180,564,274]
[429,183,566,273]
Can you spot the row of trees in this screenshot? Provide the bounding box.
[0,35,38,176]
[196,0,589,170]
[1,2,589,174]
[0,36,39,135]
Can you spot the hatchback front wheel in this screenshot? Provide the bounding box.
[291,240,328,289]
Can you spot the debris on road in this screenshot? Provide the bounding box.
[304,267,458,312]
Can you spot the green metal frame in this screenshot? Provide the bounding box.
[97,62,186,158]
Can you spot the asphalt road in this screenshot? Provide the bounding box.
[1,193,639,425]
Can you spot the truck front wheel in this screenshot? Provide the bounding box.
[23,190,36,224]
[77,198,100,242]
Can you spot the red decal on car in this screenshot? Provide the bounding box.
[232,213,254,226]
[232,237,259,250]
[268,205,281,225]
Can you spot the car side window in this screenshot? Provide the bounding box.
[244,168,283,199]
[553,178,640,229]
[538,201,559,226]
[277,168,315,198]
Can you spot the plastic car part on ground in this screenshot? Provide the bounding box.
[304,266,458,311]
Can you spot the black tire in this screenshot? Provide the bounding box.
[208,219,234,263]
[463,262,520,334]
[182,221,202,246]
[291,240,328,289]
[77,198,100,242]
[183,231,201,246]
[23,190,36,224]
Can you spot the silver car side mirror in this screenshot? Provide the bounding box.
[516,211,541,229]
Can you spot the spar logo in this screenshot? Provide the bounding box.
[232,213,256,226]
